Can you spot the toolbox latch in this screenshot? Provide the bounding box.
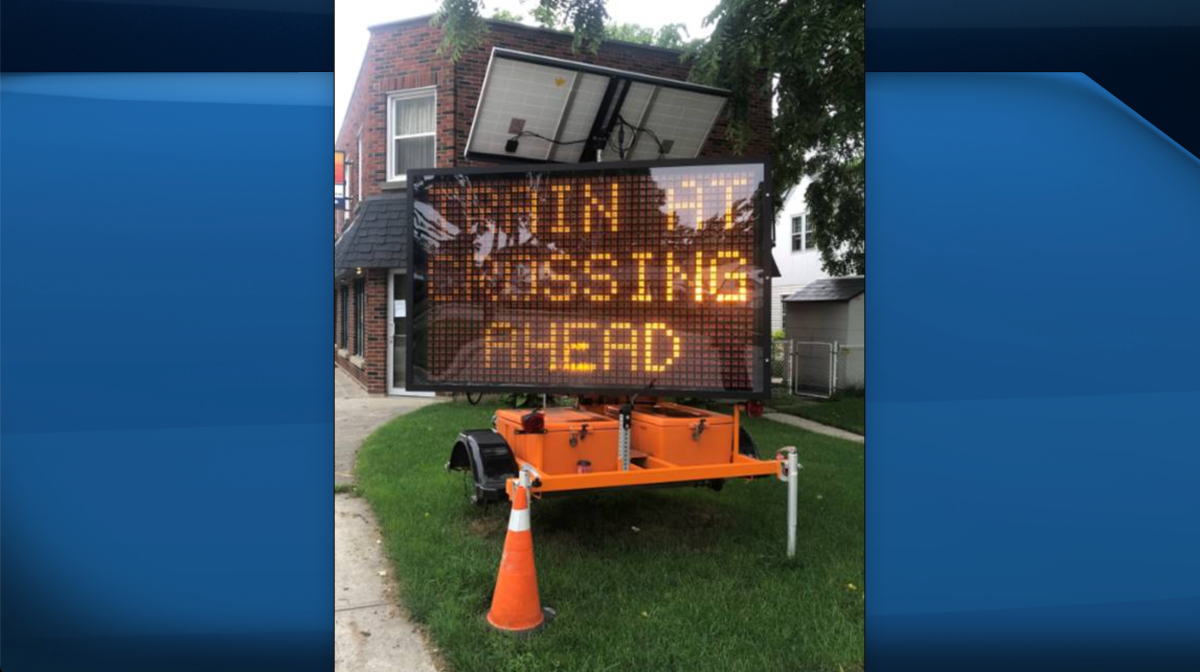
[569,423,590,447]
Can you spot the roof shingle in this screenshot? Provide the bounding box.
[783,276,865,302]
[334,195,409,272]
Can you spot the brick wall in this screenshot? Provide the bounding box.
[334,269,390,394]
[335,17,451,235]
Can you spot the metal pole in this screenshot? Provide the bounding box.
[777,446,800,559]
[518,464,539,502]
[832,340,840,396]
[787,449,799,558]
[618,403,632,471]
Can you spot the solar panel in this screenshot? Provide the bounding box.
[467,57,578,161]
[465,48,729,164]
[623,87,726,161]
[547,73,609,163]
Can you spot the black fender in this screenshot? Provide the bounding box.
[737,426,760,459]
[448,430,518,504]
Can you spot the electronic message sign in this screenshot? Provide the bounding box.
[407,158,771,398]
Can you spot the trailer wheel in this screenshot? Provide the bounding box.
[456,454,476,506]
[738,427,760,459]
[464,465,486,506]
[449,430,518,507]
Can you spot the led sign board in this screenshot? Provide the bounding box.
[407,158,770,398]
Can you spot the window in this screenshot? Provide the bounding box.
[339,284,349,348]
[353,278,365,357]
[791,214,816,252]
[387,88,435,182]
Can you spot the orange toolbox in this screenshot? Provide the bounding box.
[495,407,620,475]
[600,402,734,467]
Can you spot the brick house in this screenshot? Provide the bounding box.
[334,15,772,394]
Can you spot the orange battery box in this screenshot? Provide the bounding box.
[619,402,734,467]
[495,407,620,475]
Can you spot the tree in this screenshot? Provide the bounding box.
[602,22,693,49]
[601,22,654,45]
[692,0,864,276]
[433,0,865,275]
[490,8,526,23]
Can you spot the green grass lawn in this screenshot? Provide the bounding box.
[356,402,864,672]
[769,396,866,436]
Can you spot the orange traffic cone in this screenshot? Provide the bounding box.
[486,483,545,633]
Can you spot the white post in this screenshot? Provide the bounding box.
[788,451,799,558]
[777,447,800,559]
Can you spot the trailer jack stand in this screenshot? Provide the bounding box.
[776,447,801,559]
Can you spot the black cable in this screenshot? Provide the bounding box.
[612,114,668,159]
[510,130,591,146]
[507,114,668,160]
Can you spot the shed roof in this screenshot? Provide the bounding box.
[334,195,408,273]
[783,276,865,302]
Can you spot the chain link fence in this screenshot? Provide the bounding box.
[771,339,794,388]
[772,338,864,398]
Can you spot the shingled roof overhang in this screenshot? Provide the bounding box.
[783,276,865,302]
[335,195,409,278]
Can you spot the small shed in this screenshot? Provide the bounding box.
[782,277,865,392]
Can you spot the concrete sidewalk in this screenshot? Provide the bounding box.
[334,367,442,672]
[335,368,438,486]
[336,495,439,672]
[762,412,865,444]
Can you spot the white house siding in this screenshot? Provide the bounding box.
[838,293,865,390]
[771,282,804,332]
[771,179,831,332]
[845,293,865,345]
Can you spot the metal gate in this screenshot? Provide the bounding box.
[783,340,834,398]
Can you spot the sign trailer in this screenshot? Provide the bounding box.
[406,158,794,522]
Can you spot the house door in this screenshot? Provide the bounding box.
[387,269,433,397]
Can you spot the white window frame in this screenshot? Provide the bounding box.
[386,87,437,183]
[791,213,816,252]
